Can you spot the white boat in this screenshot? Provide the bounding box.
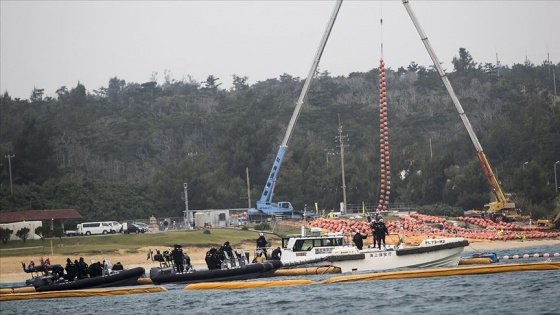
[280,232,468,273]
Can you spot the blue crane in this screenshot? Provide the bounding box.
[248,0,343,216]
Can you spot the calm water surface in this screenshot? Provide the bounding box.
[2,244,559,315]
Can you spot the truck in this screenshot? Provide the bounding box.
[536,212,560,229]
[65,226,79,237]
[247,0,343,217]
[402,0,520,223]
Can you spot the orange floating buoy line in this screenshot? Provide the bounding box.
[503,252,560,260]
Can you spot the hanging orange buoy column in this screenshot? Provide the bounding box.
[376,58,391,213]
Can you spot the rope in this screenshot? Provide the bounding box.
[380,0,384,58]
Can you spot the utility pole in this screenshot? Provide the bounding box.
[5,154,15,196]
[183,182,191,229]
[246,167,251,208]
[555,161,559,194]
[496,52,500,77]
[429,138,433,160]
[336,116,348,214]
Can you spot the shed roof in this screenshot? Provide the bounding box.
[0,209,82,224]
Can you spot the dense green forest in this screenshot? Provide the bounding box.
[1,48,559,221]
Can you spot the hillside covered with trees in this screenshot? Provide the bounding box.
[1,48,559,222]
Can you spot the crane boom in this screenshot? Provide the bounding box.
[402,0,517,220]
[402,0,482,152]
[253,0,343,214]
[281,1,342,148]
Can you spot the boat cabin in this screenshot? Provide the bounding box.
[281,235,346,252]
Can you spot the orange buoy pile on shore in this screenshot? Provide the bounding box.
[308,212,560,241]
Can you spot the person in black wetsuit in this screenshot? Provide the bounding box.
[112,262,124,270]
[256,233,269,259]
[374,218,389,249]
[352,230,368,250]
[220,241,233,259]
[77,257,88,279]
[87,261,103,277]
[171,244,185,273]
[205,248,221,270]
[370,215,384,248]
[271,247,282,260]
[64,258,78,280]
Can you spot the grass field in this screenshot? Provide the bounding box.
[0,224,303,257]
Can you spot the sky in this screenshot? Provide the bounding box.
[1,1,559,100]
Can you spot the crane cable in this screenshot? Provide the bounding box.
[380,0,384,58]
[376,0,391,213]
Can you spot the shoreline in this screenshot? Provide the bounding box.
[1,238,558,285]
[464,238,560,251]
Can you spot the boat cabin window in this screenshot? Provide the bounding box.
[294,238,338,251]
[293,239,316,251]
[321,238,342,246]
[284,237,344,251]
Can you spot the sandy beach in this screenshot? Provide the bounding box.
[1,238,558,285]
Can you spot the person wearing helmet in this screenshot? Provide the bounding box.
[220,241,234,259]
[373,218,389,250]
[172,244,185,273]
[352,230,368,250]
[256,232,269,259]
[369,215,380,248]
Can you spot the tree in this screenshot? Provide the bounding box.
[16,227,30,242]
[407,62,420,73]
[35,226,47,240]
[53,227,64,241]
[12,118,59,184]
[452,48,476,74]
[70,82,87,106]
[30,87,44,102]
[0,228,13,244]
[107,77,126,101]
[204,75,221,90]
[55,86,69,101]
[232,75,249,91]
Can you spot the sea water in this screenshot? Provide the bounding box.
[2,244,559,315]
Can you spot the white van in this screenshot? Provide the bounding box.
[107,221,123,233]
[78,222,113,235]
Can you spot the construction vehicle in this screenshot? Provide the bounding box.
[478,152,521,222]
[247,0,343,217]
[536,212,560,229]
[402,0,520,223]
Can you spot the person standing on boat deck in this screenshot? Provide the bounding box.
[370,216,380,248]
[352,230,368,250]
[64,258,78,280]
[374,219,390,250]
[172,244,185,273]
[77,257,88,279]
[256,233,269,259]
